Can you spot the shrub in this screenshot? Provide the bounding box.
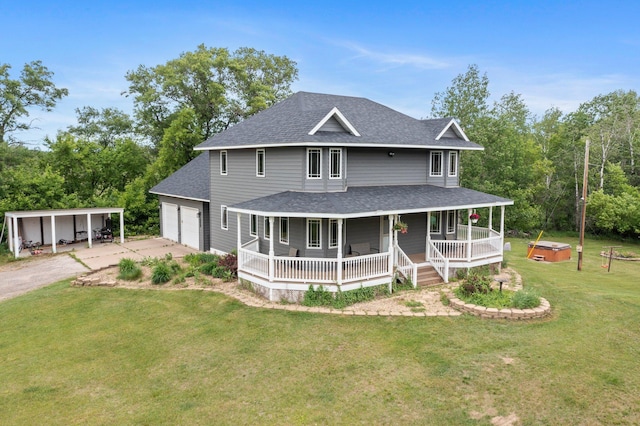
[512,289,541,309]
[458,271,492,296]
[117,258,142,281]
[151,262,172,284]
[199,262,218,276]
[303,285,333,307]
[218,253,237,276]
[185,252,218,266]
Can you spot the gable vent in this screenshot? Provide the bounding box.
[309,107,360,136]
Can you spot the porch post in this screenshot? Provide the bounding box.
[11,216,19,258]
[467,208,472,262]
[119,212,125,244]
[236,213,242,249]
[337,218,343,286]
[387,214,394,273]
[268,216,275,282]
[500,205,505,247]
[51,215,57,254]
[87,214,92,248]
[488,206,493,231]
[426,211,431,261]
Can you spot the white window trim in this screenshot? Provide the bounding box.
[448,151,458,177]
[328,219,338,249]
[221,205,228,230]
[264,216,270,240]
[329,148,342,179]
[430,211,441,233]
[307,148,322,179]
[307,218,322,249]
[430,151,443,177]
[446,210,456,234]
[220,150,227,175]
[256,149,265,177]
[250,214,257,237]
[280,217,289,245]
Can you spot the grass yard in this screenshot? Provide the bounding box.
[1,235,639,425]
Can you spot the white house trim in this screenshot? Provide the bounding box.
[195,141,483,151]
[308,107,361,137]
[435,119,470,142]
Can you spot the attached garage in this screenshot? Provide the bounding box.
[161,202,179,242]
[150,153,210,252]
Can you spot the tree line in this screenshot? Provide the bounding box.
[1,54,638,239]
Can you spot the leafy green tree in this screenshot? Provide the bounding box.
[124,44,298,148]
[0,61,68,144]
[66,106,136,148]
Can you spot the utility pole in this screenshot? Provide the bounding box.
[578,138,590,271]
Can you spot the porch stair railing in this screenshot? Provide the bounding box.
[427,241,450,283]
[395,244,417,288]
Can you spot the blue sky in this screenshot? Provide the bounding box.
[4,0,640,146]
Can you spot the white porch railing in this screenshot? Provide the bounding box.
[238,244,390,285]
[427,241,449,283]
[429,235,502,262]
[395,244,417,287]
[456,224,500,240]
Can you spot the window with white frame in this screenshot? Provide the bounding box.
[447,210,456,234]
[329,148,342,179]
[264,217,270,240]
[328,219,339,248]
[250,214,257,237]
[280,217,289,244]
[430,151,443,177]
[448,151,458,177]
[307,148,322,179]
[220,150,227,175]
[256,149,265,177]
[430,211,441,233]
[221,206,228,230]
[307,218,321,249]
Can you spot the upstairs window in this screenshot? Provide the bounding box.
[448,151,458,177]
[430,151,443,177]
[220,150,227,175]
[256,149,265,177]
[329,148,342,179]
[307,148,322,179]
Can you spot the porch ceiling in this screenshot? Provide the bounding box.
[229,184,513,218]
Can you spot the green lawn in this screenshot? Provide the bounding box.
[1,235,639,425]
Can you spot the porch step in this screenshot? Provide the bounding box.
[416,265,444,287]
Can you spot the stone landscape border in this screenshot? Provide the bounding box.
[443,289,551,319]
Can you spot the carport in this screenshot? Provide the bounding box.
[3,207,125,258]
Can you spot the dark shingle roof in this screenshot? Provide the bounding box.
[229,185,513,218]
[195,92,482,150]
[149,152,209,202]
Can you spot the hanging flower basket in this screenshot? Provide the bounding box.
[469,213,480,224]
[394,221,408,234]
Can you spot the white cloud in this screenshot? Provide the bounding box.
[335,40,451,71]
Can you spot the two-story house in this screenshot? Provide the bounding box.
[150,91,513,302]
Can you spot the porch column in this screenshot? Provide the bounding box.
[268,216,275,282]
[426,211,431,261]
[51,215,57,254]
[119,212,125,243]
[489,206,493,231]
[337,218,343,285]
[500,205,505,247]
[11,216,19,258]
[388,214,394,273]
[236,213,242,249]
[467,208,472,262]
[87,214,92,248]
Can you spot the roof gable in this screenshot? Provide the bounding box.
[308,106,360,136]
[435,118,470,142]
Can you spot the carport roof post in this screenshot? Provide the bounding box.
[4,207,125,258]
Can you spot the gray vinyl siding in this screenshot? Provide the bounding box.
[396,213,427,255]
[347,148,427,186]
[318,116,347,132]
[344,217,381,255]
[302,148,346,192]
[158,195,209,252]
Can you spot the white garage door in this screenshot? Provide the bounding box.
[180,206,200,250]
[162,203,179,242]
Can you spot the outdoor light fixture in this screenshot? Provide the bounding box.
[388,151,395,157]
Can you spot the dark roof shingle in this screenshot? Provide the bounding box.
[149,152,210,202]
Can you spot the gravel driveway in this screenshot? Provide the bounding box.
[0,255,89,302]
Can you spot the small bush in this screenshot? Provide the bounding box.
[512,289,541,309]
[151,262,172,284]
[185,252,218,266]
[218,253,237,276]
[303,285,333,307]
[458,271,492,296]
[117,258,142,281]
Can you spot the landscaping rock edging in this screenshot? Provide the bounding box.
[443,290,551,320]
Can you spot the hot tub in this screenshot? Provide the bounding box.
[528,241,572,262]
